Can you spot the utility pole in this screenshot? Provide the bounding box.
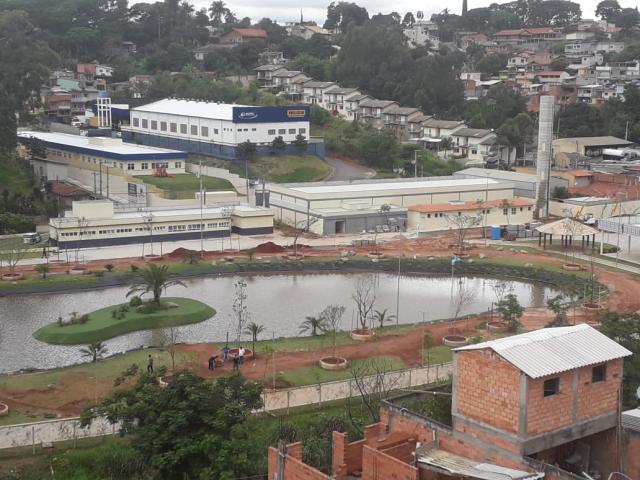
[199,157,204,254]
[99,160,103,196]
[106,166,110,199]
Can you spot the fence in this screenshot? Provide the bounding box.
[0,362,453,450]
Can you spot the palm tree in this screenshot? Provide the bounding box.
[208,0,228,26]
[127,264,186,306]
[244,321,265,355]
[80,342,108,363]
[35,263,50,279]
[299,315,326,336]
[373,308,396,329]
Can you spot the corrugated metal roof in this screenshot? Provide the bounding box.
[417,447,544,480]
[622,409,640,433]
[454,324,631,379]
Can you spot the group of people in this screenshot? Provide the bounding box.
[208,345,246,371]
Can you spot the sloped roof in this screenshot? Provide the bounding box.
[359,99,398,108]
[228,28,267,38]
[254,64,286,71]
[453,128,493,138]
[454,324,631,379]
[273,70,304,78]
[303,80,336,88]
[535,217,598,236]
[423,119,465,129]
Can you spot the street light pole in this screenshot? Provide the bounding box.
[199,157,204,254]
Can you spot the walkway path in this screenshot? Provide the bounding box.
[571,252,640,275]
[324,156,375,181]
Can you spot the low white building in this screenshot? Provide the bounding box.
[266,177,516,235]
[49,200,274,249]
[122,98,319,160]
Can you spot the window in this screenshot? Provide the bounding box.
[119,163,124,169]
[132,118,139,127]
[503,208,508,215]
[175,161,182,169]
[592,364,606,383]
[214,128,219,134]
[252,128,256,132]
[268,129,276,135]
[471,149,477,155]
[299,128,306,134]
[278,129,286,134]
[190,125,198,135]
[170,123,177,133]
[543,377,560,397]
[141,163,148,170]
[201,126,209,137]
[289,128,296,134]
[141,119,148,128]
[511,208,517,214]
[180,124,187,134]
[127,163,135,170]
[150,120,157,130]
[160,121,167,131]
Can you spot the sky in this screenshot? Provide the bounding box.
[191,0,639,26]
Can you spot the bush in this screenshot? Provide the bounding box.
[129,296,143,307]
[130,264,139,272]
[104,264,114,272]
[94,271,104,278]
[79,314,90,324]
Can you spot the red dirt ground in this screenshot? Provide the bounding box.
[2,233,639,418]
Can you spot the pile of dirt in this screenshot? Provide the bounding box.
[167,247,199,258]
[254,242,286,254]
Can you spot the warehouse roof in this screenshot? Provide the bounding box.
[131,98,247,120]
[409,197,533,213]
[455,168,539,183]
[554,136,633,147]
[454,324,631,379]
[17,131,186,160]
[282,178,502,195]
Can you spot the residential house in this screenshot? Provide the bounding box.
[343,94,371,121]
[383,106,423,136]
[121,41,137,54]
[356,99,399,129]
[254,64,287,88]
[302,80,337,105]
[128,75,153,99]
[219,28,267,44]
[258,50,286,65]
[403,20,440,49]
[421,118,466,143]
[269,324,637,480]
[450,127,499,163]
[271,70,309,94]
[459,32,492,49]
[407,113,433,141]
[322,87,361,116]
[288,23,332,40]
[577,84,605,105]
[536,70,571,84]
[194,44,223,61]
[595,61,640,82]
[493,27,561,46]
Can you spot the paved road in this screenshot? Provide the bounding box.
[324,156,375,181]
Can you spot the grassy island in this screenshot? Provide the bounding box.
[33,297,215,345]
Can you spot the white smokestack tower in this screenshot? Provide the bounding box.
[535,95,554,218]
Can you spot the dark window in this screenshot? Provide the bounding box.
[160,121,167,131]
[592,364,606,383]
[170,123,177,133]
[543,377,559,397]
[190,125,198,135]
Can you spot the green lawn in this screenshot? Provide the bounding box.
[0,160,35,196]
[33,298,215,344]
[250,155,331,183]
[278,355,407,387]
[0,348,196,394]
[422,345,453,365]
[134,174,235,199]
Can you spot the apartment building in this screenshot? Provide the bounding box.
[302,80,337,105]
[357,99,399,129]
[322,87,361,115]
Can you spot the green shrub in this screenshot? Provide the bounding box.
[79,314,90,324]
[94,271,104,278]
[104,264,114,272]
[129,296,143,307]
[130,264,139,272]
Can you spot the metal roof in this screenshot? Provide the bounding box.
[454,324,631,379]
[622,409,640,433]
[417,446,544,480]
[132,98,244,120]
[535,217,599,236]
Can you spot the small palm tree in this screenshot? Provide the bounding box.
[127,264,186,306]
[181,251,200,265]
[373,308,396,329]
[299,316,326,336]
[35,264,50,279]
[244,321,265,356]
[80,342,108,363]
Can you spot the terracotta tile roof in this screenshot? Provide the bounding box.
[409,198,533,214]
[230,28,267,38]
[50,183,90,197]
[570,170,593,177]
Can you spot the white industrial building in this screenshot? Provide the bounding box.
[121,98,323,160]
[265,177,516,235]
[49,200,274,249]
[453,168,568,199]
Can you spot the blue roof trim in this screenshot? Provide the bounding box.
[20,138,187,161]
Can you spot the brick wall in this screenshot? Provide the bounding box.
[361,445,419,480]
[268,443,329,480]
[623,430,640,480]
[455,350,521,434]
[382,441,418,463]
[576,360,622,421]
[526,371,573,436]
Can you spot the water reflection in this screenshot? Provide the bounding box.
[0,273,560,373]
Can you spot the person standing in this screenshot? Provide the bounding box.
[223,345,230,362]
[147,354,154,373]
[239,346,245,364]
[232,354,239,370]
[208,355,215,371]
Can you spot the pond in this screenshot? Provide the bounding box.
[0,273,561,373]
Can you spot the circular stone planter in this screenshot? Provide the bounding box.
[367,252,385,259]
[69,267,90,275]
[228,348,254,361]
[49,259,66,264]
[351,328,375,341]
[563,263,582,271]
[442,335,469,347]
[453,252,470,258]
[487,321,509,333]
[1,273,23,281]
[319,356,348,370]
[0,402,8,416]
[582,302,603,311]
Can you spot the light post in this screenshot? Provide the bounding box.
[144,212,154,256]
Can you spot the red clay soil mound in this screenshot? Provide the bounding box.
[254,242,286,253]
[168,247,199,258]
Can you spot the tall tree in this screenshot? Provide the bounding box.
[595,0,622,21]
[127,264,186,306]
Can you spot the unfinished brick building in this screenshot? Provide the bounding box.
[268,324,639,480]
